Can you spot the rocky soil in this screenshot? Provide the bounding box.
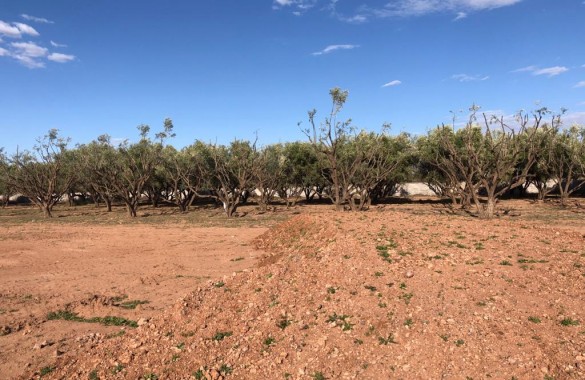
[27,202,585,380]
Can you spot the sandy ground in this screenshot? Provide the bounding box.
[0,221,267,378]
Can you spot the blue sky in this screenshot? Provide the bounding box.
[1,0,584,153]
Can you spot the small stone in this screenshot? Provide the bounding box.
[405,271,414,278]
[137,318,148,326]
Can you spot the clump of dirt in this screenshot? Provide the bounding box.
[29,209,585,379]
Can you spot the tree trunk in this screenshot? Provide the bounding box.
[42,203,53,218]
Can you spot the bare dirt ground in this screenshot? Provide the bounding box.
[0,203,287,378]
[2,199,585,379]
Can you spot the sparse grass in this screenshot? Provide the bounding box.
[500,260,513,266]
[89,369,100,380]
[404,318,414,327]
[326,286,336,294]
[277,316,292,330]
[112,364,125,374]
[230,257,245,262]
[528,316,541,324]
[560,318,579,326]
[364,285,377,292]
[142,373,159,380]
[378,334,397,345]
[455,339,465,347]
[47,310,138,327]
[39,366,55,377]
[118,299,149,309]
[312,372,326,380]
[399,292,413,305]
[326,313,354,331]
[219,364,233,375]
[264,336,276,347]
[212,331,233,341]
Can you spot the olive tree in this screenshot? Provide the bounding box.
[7,129,75,217]
[302,87,352,210]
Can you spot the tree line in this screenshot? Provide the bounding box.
[0,88,583,219]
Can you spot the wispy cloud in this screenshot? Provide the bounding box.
[47,52,75,63]
[454,11,467,20]
[0,18,75,69]
[312,44,359,56]
[0,20,39,38]
[21,14,54,24]
[382,80,402,87]
[575,81,585,88]
[451,73,489,82]
[272,0,317,14]
[513,65,569,77]
[336,0,522,22]
[50,40,67,48]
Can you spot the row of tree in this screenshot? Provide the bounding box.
[1,88,584,219]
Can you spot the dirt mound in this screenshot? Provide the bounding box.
[33,211,585,379]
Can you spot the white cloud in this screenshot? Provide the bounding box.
[312,44,359,56]
[533,66,568,77]
[575,81,585,88]
[513,65,569,77]
[50,40,67,48]
[11,41,47,57]
[47,52,75,63]
[382,80,402,87]
[451,73,489,82]
[21,14,54,24]
[454,11,467,20]
[361,0,522,19]
[0,20,39,38]
[0,47,8,56]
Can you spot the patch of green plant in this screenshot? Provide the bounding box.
[171,354,180,362]
[326,313,354,331]
[106,330,126,339]
[439,334,449,342]
[264,336,276,346]
[404,318,413,327]
[312,372,326,380]
[378,334,397,345]
[47,310,137,327]
[474,242,484,250]
[378,251,392,263]
[499,260,513,266]
[374,271,384,277]
[528,316,541,324]
[399,282,407,290]
[399,293,413,305]
[219,364,233,375]
[39,366,55,377]
[193,369,205,379]
[212,331,233,341]
[476,301,487,307]
[176,342,185,350]
[560,318,579,326]
[230,256,244,261]
[354,338,363,345]
[327,287,336,294]
[112,364,125,374]
[378,302,387,308]
[143,373,158,380]
[277,316,291,330]
[118,300,149,309]
[364,285,377,292]
[89,369,100,380]
[466,258,484,265]
[214,281,225,288]
[181,330,195,338]
[455,339,465,347]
